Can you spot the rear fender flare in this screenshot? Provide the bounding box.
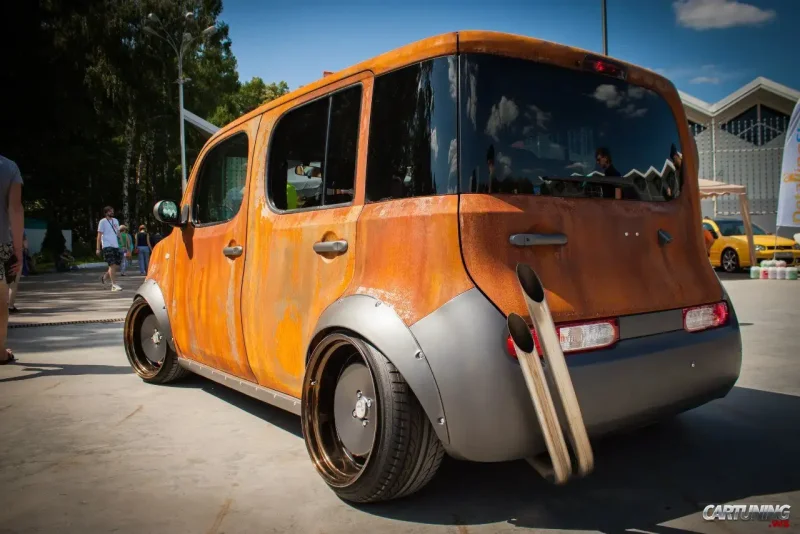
[309,295,450,445]
[133,279,175,351]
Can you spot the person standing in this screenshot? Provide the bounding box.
[0,155,24,364]
[118,224,133,276]
[7,231,27,314]
[96,206,122,291]
[135,224,152,275]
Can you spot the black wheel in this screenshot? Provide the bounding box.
[302,333,444,503]
[721,248,740,273]
[124,298,187,384]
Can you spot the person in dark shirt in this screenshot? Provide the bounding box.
[595,147,623,199]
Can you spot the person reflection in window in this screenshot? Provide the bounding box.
[595,147,622,200]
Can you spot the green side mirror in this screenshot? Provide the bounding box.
[153,200,182,226]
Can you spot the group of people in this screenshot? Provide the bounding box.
[96,205,160,291]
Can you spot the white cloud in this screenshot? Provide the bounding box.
[627,86,647,99]
[673,0,776,30]
[565,162,588,171]
[689,76,720,84]
[621,103,648,118]
[430,128,438,160]
[448,138,458,176]
[447,56,457,101]
[525,105,552,130]
[485,96,519,141]
[496,152,513,177]
[593,84,623,108]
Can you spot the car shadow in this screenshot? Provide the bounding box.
[168,374,302,439]
[0,362,132,383]
[354,386,800,533]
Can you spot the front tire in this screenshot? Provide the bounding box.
[302,333,444,503]
[721,248,741,273]
[124,298,187,384]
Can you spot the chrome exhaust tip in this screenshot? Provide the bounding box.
[515,263,595,479]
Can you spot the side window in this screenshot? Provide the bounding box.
[193,132,249,225]
[366,56,458,203]
[268,85,362,211]
[702,222,714,232]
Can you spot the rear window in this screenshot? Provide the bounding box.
[459,54,684,201]
[714,220,768,236]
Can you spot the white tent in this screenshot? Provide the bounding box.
[698,178,756,265]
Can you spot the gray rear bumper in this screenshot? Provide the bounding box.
[410,288,742,462]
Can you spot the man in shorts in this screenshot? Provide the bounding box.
[96,206,122,292]
[0,155,24,364]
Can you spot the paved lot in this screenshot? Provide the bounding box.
[1,271,798,533]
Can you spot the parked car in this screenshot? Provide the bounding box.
[124,31,742,503]
[703,217,800,272]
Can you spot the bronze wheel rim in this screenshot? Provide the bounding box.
[124,301,164,378]
[302,334,379,488]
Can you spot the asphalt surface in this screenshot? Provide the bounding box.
[0,270,798,534]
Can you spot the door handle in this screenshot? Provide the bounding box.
[223,245,243,258]
[509,233,568,247]
[313,240,348,254]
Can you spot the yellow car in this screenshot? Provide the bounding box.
[703,217,800,272]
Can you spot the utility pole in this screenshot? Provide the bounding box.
[602,0,608,56]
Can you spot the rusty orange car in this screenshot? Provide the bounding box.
[123,31,742,503]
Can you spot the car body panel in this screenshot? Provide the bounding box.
[169,118,261,381]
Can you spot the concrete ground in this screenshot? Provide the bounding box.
[1,271,798,534]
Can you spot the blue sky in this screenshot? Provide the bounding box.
[220,0,798,104]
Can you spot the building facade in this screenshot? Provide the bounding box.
[680,78,799,237]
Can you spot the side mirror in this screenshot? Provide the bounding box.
[153,200,182,227]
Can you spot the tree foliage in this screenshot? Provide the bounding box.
[1,0,288,245]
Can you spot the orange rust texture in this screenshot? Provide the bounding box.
[239,73,371,397]
[168,117,261,381]
[343,196,474,326]
[459,193,722,323]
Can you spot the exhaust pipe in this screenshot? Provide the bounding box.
[507,313,572,484]
[516,263,595,478]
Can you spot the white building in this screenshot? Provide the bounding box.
[680,78,800,237]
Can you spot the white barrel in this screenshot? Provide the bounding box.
[750,266,761,279]
[777,260,787,268]
[777,267,787,280]
[768,267,778,279]
[788,267,799,280]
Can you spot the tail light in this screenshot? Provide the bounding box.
[582,55,627,80]
[506,319,619,358]
[683,302,729,332]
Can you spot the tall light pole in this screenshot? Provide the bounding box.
[601,0,608,56]
[144,12,217,195]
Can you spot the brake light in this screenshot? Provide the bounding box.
[506,319,618,357]
[582,55,627,80]
[683,302,729,332]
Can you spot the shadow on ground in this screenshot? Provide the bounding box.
[0,362,132,383]
[350,386,800,533]
[8,323,123,354]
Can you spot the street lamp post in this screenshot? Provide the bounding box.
[601,0,608,56]
[144,12,217,195]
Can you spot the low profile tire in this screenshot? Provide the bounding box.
[721,248,740,273]
[302,333,445,503]
[124,298,187,384]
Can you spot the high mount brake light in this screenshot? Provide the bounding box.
[582,55,627,80]
[683,302,729,332]
[506,319,619,358]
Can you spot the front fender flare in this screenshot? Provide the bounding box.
[310,295,450,445]
[133,279,175,352]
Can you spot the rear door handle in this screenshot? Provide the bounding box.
[223,245,243,258]
[313,240,348,254]
[509,233,568,247]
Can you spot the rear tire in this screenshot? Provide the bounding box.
[124,298,187,384]
[721,248,740,273]
[302,333,444,503]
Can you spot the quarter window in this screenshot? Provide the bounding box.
[192,132,249,225]
[366,56,458,202]
[268,85,362,211]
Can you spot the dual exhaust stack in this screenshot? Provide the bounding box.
[508,263,594,484]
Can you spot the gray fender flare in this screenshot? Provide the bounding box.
[133,279,175,351]
[310,295,450,445]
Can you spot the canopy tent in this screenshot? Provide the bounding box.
[698,178,756,265]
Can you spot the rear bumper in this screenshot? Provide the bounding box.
[410,288,742,462]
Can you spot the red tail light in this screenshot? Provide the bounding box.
[683,302,729,332]
[582,55,627,80]
[506,319,619,358]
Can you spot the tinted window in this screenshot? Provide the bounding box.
[460,54,683,201]
[366,56,458,202]
[714,220,768,236]
[193,132,249,224]
[268,85,362,210]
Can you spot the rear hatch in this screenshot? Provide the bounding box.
[457,53,722,323]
